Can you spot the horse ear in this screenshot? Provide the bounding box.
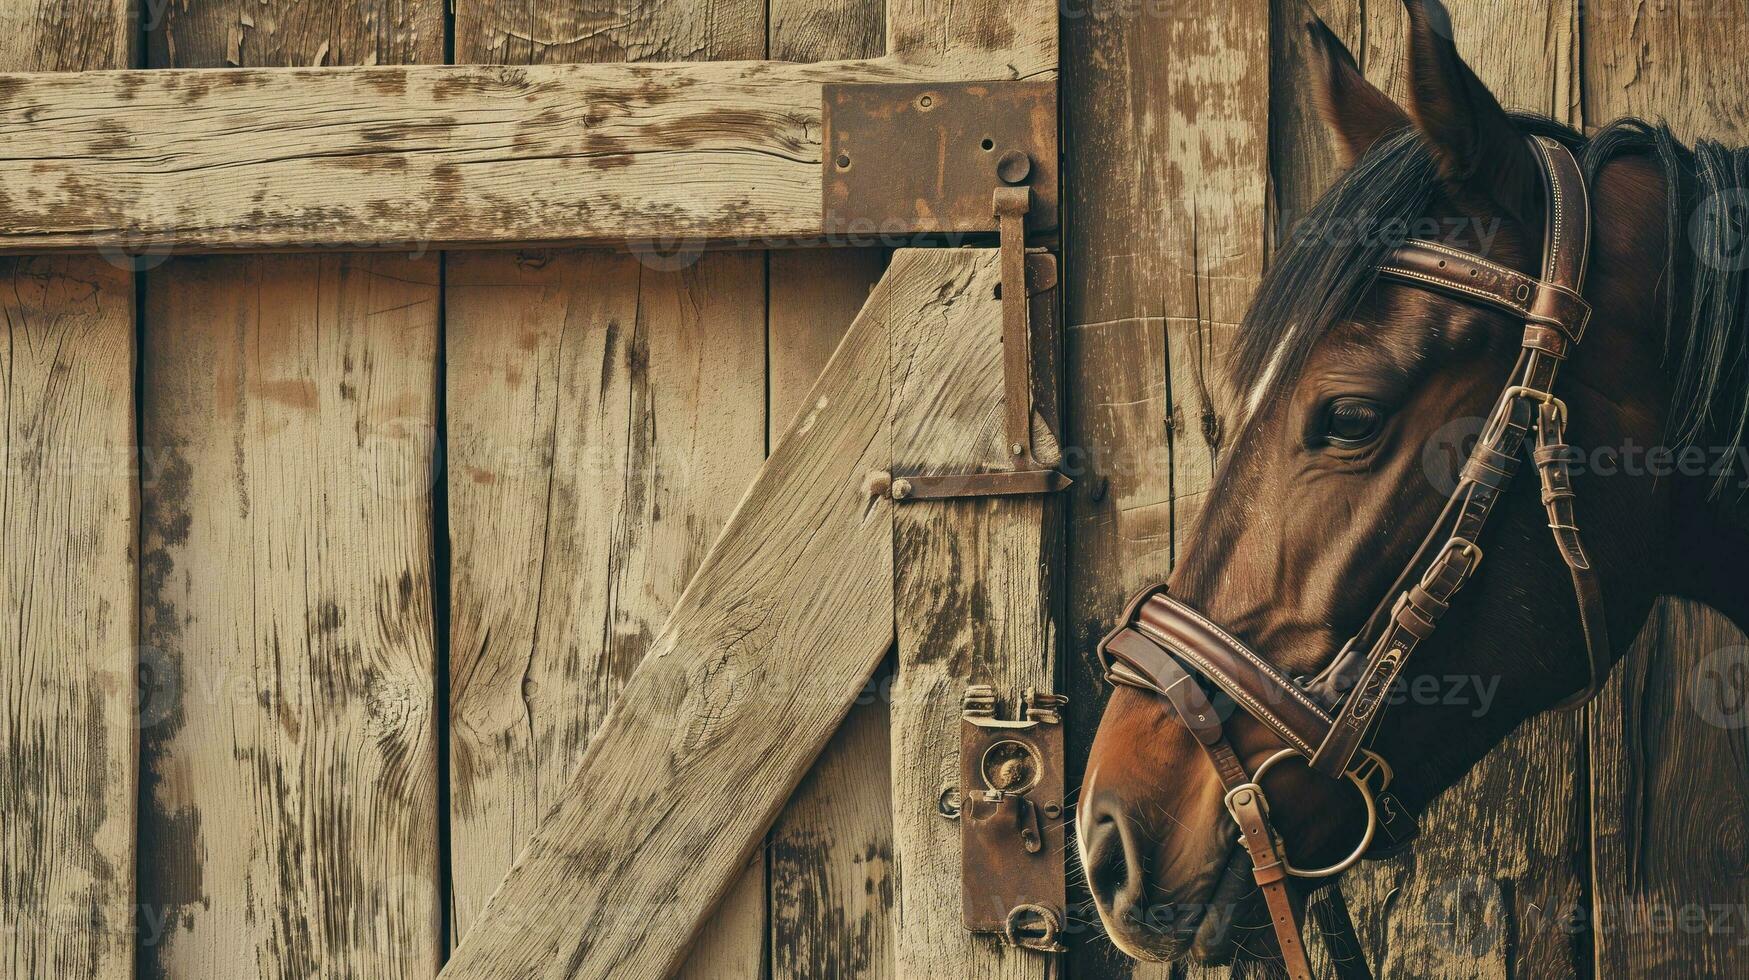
[1401,0,1542,233]
[1307,16,1409,165]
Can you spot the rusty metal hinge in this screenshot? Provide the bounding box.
[826,80,1070,501]
[944,685,1068,953]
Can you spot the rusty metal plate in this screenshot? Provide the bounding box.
[822,80,1058,236]
[959,686,1067,951]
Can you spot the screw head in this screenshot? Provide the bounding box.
[996,150,1032,185]
[916,93,935,110]
[890,478,913,500]
[1010,443,1024,456]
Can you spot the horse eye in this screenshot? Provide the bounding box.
[1322,397,1385,448]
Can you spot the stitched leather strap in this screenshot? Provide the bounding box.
[1134,595,1334,757]
[1093,136,1605,980]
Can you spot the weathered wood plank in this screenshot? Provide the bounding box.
[0,52,1046,256]
[1584,3,1749,974]
[885,0,1054,79]
[887,250,1064,975]
[446,0,771,973]
[136,4,444,977]
[1320,6,1592,977]
[763,0,894,973]
[0,261,137,975]
[1061,0,1269,975]
[0,1,135,978]
[1588,602,1749,977]
[444,250,769,951]
[439,250,1012,980]
[767,252,894,977]
[138,253,443,978]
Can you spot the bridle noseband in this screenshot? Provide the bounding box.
[1095,136,1610,980]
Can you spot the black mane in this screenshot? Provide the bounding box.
[1235,116,1749,493]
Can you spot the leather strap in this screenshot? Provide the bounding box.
[1135,595,1333,757]
[1092,136,1606,980]
[1098,622,1314,980]
[1533,400,1612,708]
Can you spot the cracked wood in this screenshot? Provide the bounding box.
[439,249,1006,979]
[0,52,1053,255]
[0,0,136,976]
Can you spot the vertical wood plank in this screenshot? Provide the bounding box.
[1583,2,1749,974]
[766,248,895,977]
[1262,5,1591,976]
[137,4,444,977]
[139,254,443,978]
[1062,0,1269,975]
[884,0,1055,78]
[888,249,1062,978]
[444,250,768,969]
[0,2,136,978]
[445,2,770,976]
[439,250,926,980]
[763,3,892,976]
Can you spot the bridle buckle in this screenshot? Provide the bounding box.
[1504,384,1568,426]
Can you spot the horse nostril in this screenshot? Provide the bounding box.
[1081,800,1139,911]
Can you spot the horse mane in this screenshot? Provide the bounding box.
[1235,115,1749,496]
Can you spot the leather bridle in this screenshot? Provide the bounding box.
[1094,136,1610,980]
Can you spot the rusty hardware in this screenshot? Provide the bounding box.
[821,80,1058,235]
[892,246,1072,500]
[826,80,1070,501]
[953,685,1068,953]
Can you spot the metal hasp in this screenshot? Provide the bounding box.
[952,685,1068,953]
[824,80,1070,500]
[821,80,1058,235]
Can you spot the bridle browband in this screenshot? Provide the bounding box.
[1095,136,1610,980]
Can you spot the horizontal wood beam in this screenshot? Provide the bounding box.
[0,55,1052,255]
[439,249,1013,979]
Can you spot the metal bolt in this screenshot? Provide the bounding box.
[890,478,913,500]
[835,153,851,170]
[916,93,935,110]
[1043,802,1062,819]
[996,150,1032,185]
[1010,443,1024,456]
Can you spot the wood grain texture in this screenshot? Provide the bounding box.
[138,253,442,979]
[1582,0,1749,141]
[446,0,770,973]
[767,252,894,977]
[136,5,442,977]
[1270,6,1591,977]
[887,251,1064,977]
[1584,4,1749,974]
[762,1,893,974]
[0,1,136,978]
[439,254,1016,980]
[444,250,768,966]
[0,255,137,979]
[0,54,1044,256]
[884,0,1055,79]
[1061,0,1269,975]
[1589,602,1749,977]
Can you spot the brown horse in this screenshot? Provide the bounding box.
[1078,0,1749,967]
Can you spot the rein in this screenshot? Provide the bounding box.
[1095,135,1610,979]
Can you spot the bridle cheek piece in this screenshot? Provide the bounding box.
[1094,136,1610,980]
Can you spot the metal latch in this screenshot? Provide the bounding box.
[945,685,1068,953]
